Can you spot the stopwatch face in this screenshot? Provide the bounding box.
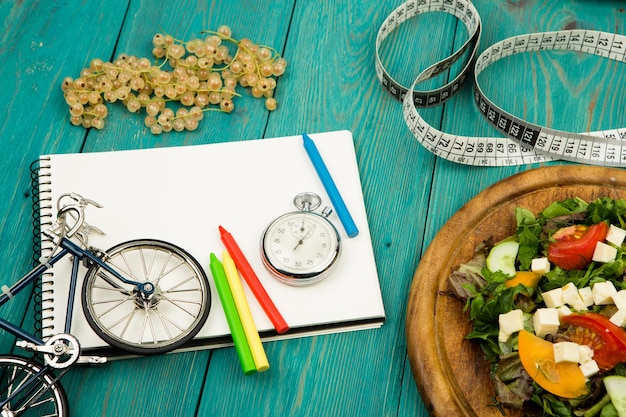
[261,211,341,286]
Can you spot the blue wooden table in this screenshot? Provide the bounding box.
[2,0,626,416]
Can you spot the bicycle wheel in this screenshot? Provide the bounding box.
[81,239,211,355]
[0,355,69,417]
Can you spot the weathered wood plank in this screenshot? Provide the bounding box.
[192,1,457,416]
[400,1,626,415]
[2,0,626,416]
[0,0,129,352]
[55,1,297,415]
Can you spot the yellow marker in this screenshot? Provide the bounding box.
[222,250,270,372]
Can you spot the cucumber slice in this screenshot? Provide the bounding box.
[486,240,519,277]
[604,375,626,417]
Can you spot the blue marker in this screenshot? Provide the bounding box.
[301,132,359,238]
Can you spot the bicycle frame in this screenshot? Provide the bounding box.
[0,193,212,415]
[0,236,147,348]
[0,235,157,412]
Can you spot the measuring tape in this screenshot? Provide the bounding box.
[376,0,626,167]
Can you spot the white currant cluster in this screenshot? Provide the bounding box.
[61,25,287,134]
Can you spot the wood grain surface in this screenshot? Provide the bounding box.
[406,165,626,417]
[2,0,626,416]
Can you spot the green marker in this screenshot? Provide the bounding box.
[209,253,256,375]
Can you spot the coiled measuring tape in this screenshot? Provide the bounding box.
[376,0,626,167]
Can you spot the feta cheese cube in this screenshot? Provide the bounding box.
[592,241,617,263]
[531,257,551,275]
[592,281,618,305]
[606,224,626,246]
[610,308,626,327]
[613,290,626,310]
[533,308,560,338]
[562,283,588,311]
[557,305,573,318]
[578,345,594,364]
[498,309,525,343]
[578,287,594,307]
[542,287,565,308]
[554,341,580,363]
[579,360,600,379]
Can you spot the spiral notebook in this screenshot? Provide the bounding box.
[33,130,385,357]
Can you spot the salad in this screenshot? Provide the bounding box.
[449,196,626,417]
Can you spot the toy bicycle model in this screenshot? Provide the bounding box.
[0,192,211,416]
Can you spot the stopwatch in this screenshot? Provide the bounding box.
[260,192,342,286]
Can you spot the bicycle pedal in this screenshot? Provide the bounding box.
[77,355,108,365]
[15,340,37,351]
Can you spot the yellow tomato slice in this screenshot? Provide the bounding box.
[518,330,589,398]
[505,271,542,288]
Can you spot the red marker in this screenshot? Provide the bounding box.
[219,226,289,334]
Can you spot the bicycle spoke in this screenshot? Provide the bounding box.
[92,295,134,316]
[154,309,174,341]
[95,271,131,295]
[140,302,158,345]
[140,247,157,282]
[157,308,188,333]
[103,309,136,339]
[6,364,21,398]
[163,275,196,292]
[83,240,210,354]
[18,384,56,414]
[154,251,175,286]
[0,357,66,416]
[160,296,202,319]
[119,251,139,281]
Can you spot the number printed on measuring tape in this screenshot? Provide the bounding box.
[375,0,626,167]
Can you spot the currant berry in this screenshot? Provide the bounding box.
[146,101,161,116]
[217,25,232,39]
[205,35,221,46]
[180,91,195,106]
[70,115,83,126]
[130,77,145,91]
[256,47,272,62]
[185,117,199,131]
[152,33,165,46]
[61,77,74,91]
[259,62,273,77]
[103,91,117,103]
[265,97,277,111]
[272,62,286,76]
[152,46,166,59]
[208,92,222,105]
[126,97,141,113]
[251,87,264,98]
[88,91,101,104]
[64,91,79,105]
[172,118,186,132]
[220,98,234,112]
[194,93,209,107]
[91,117,105,129]
[189,106,204,120]
[92,103,108,118]
[89,58,104,71]
[150,124,163,135]
[69,103,84,116]
[144,115,157,127]
[187,75,200,90]
[64,26,286,134]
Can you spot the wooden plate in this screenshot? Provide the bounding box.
[406,165,626,417]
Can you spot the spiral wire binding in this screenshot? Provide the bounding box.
[30,157,54,341]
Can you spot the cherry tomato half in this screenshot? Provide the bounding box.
[560,312,626,371]
[547,222,608,270]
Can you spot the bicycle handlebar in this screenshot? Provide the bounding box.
[55,193,103,238]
